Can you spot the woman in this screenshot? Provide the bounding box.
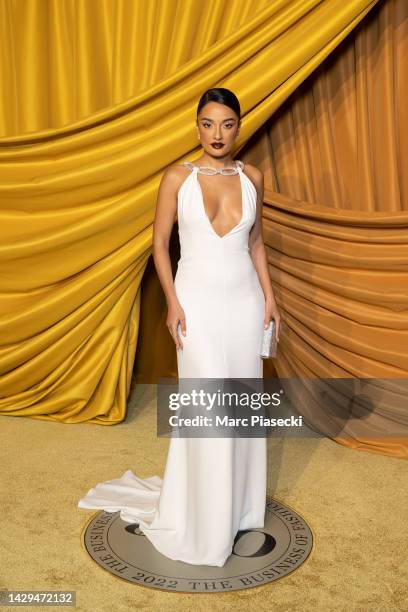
[78,87,281,567]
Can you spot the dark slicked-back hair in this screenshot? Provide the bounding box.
[196,88,241,122]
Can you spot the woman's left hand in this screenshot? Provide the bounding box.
[264,299,281,342]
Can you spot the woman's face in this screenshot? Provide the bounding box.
[196,102,240,156]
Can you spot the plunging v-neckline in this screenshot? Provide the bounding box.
[195,169,244,240]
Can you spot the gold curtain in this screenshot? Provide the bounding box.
[0,0,382,428]
[240,0,408,458]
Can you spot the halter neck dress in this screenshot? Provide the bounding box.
[78,159,267,567]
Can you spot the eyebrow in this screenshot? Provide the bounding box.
[199,117,237,122]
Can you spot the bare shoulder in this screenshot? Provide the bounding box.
[159,164,191,197]
[159,163,191,195]
[242,162,264,190]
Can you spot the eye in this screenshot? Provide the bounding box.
[225,123,234,128]
[202,122,212,128]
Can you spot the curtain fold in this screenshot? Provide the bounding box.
[0,0,385,430]
[239,0,407,457]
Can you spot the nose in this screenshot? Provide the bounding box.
[213,127,222,139]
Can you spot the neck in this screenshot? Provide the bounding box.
[197,153,235,168]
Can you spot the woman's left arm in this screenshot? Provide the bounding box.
[248,165,281,342]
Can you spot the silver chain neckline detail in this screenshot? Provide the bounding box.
[182,160,244,176]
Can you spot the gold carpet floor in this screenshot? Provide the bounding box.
[1,384,406,612]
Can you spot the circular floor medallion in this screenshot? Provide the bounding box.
[81,496,313,593]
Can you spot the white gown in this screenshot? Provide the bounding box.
[78,159,267,567]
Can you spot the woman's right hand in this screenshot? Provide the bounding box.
[166,300,187,350]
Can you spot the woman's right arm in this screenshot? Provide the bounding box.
[152,167,187,350]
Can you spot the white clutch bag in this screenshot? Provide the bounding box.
[259,320,277,359]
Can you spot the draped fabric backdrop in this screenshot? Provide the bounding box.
[1,0,406,458]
